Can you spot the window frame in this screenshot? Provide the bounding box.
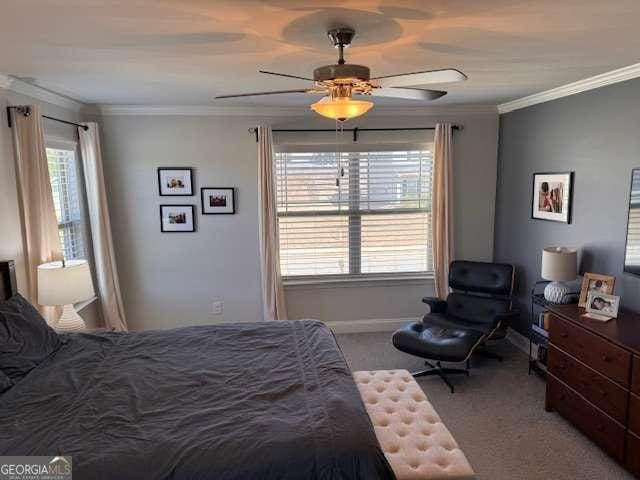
[275,143,435,285]
[45,136,91,262]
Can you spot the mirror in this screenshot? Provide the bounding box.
[624,168,640,275]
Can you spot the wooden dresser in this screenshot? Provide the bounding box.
[545,304,640,476]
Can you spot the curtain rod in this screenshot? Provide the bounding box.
[248,125,461,142]
[6,106,88,131]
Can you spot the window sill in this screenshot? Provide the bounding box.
[283,273,434,289]
[75,295,98,312]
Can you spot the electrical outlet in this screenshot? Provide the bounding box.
[212,301,223,315]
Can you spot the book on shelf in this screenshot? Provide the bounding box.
[537,344,548,366]
[532,312,550,338]
[532,323,549,338]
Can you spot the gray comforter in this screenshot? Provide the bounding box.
[0,320,395,480]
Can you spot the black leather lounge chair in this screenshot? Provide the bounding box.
[392,260,517,393]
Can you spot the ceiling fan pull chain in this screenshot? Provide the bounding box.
[335,119,341,188]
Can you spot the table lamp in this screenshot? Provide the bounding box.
[541,246,577,303]
[38,260,95,331]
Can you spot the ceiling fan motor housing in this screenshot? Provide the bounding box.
[313,64,371,82]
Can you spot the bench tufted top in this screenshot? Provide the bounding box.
[354,370,475,480]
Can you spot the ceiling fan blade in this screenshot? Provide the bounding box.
[259,70,315,82]
[215,89,313,99]
[372,68,467,88]
[369,88,447,101]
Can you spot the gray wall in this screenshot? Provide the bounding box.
[495,78,640,335]
[97,111,499,331]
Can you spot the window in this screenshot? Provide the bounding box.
[275,147,433,280]
[46,144,87,260]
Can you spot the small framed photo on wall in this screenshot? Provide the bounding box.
[201,188,235,214]
[531,172,573,223]
[160,205,196,232]
[158,168,194,196]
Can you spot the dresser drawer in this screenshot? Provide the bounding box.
[548,314,632,386]
[630,393,640,436]
[547,374,626,462]
[633,356,640,395]
[628,431,640,477]
[547,345,628,424]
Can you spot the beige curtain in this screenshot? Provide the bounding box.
[257,126,287,320]
[10,105,63,323]
[432,123,454,299]
[78,123,128,331]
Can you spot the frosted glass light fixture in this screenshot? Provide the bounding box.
[310,95,373,122]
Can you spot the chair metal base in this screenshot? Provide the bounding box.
[411,360,469,394]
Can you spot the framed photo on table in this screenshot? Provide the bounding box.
[584,291,620,321]
[578,272,615,307]
[201,188,235,214]
[160,205,196,232]
[531,172,573,223]
[158,168,194,196]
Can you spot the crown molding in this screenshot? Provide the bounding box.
[92,103,497,117]
[498,62,640,114]
[0,73,85,112]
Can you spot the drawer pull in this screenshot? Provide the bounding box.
[595,424,604,432]
[602,355,609,362]
[560,332,568,338]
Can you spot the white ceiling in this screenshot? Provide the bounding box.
[1,0,640,107]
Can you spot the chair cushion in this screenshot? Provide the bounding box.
[449,261,514,295]
[354,370,475,479]
[392,320,484,363]
[445,293,511,330]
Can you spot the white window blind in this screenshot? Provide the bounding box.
[46,146,86,260]
[625,170,640,269]
[275,147,433,279]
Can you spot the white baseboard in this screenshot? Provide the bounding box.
[324,317,418,334]
[506,327,532,355]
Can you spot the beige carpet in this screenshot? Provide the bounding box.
[336,331,634,480]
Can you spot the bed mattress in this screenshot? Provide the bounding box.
[0,320,395,480]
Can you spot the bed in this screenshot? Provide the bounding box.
[0,260,395,480]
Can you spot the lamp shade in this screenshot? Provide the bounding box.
[38,260,95,306]
[310,96,373,121]
[541,247,578,282]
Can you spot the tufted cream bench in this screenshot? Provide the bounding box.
[354,370,475,480]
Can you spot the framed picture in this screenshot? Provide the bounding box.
[531,172,573,223]
[578,273,615,307]
[584,291,620,321]
[201,188,235,214]
[158,168,193,196]
[160,205,195,232]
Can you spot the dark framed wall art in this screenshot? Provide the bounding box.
[158,168,194,196]
[160,205,196,232]
[201,188,235,214]
[531,172,574,223]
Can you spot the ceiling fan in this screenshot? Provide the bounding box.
[215,27,467,121]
